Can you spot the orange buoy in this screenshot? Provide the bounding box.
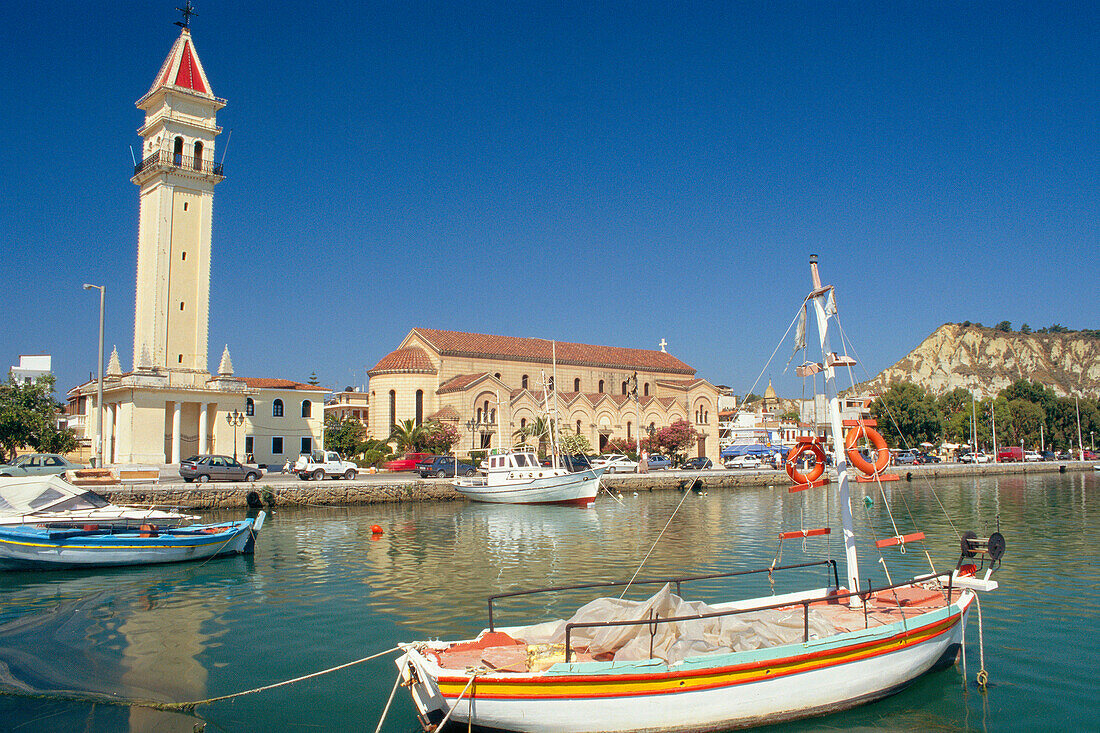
[370,524,383,535]
[785,439,827,487]
[843,422,892,478]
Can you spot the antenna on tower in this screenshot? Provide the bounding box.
[220,129,232,165]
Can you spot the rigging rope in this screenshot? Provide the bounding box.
[619,486,694,600]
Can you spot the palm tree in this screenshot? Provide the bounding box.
[389,419,426,453]
[512,415,555,456]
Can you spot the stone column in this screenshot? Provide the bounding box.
[198,403,209,455]
[172,401,182,464]
[104,403,115,465]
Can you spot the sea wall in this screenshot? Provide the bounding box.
[97,461,1096,511]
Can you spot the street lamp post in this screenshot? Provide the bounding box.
[225,409,245,461]
[465,419,476,451]
[82,284,105,467]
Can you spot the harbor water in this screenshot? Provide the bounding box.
[0,470,1095,732]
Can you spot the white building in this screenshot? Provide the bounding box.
[10,355,52,385]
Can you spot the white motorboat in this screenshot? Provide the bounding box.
[0,475,198,529]
[397,255,1006,732]
[454,447,606,507]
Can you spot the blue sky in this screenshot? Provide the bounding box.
[2,2,1096,399]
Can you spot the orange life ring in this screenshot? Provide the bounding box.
[785,442,826,485]
[844,424,890,477]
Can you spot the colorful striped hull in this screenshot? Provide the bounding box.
[400,593,971,733]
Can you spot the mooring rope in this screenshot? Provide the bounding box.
[618,486,693,600]
[1,645,403,714]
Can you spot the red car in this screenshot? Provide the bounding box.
[383,452,435,471]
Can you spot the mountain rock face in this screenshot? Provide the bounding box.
[863,324,1100,398]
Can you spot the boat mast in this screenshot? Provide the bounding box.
[807,255,861,601]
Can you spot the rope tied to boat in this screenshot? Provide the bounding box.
[0,645,404,714]
[973,593,989,690]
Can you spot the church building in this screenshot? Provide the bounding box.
[69,24,324,466]
[368,329,722,461]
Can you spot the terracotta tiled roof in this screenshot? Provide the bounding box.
[411,329,695,375]
[428,405,460,421]
[369,347,438,375]
[240,377,326,391]
[591,393,630,406]
[437,372,489,393]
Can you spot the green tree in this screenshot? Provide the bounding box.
[557,431,593,456]
[0,375,76,463]
[307,371,320,386]
[1003,398,1044,448]
[513,416,555,455]
[868,382,942,448]
[323,414,365,457]
[995,321,1012,332]
[1020,323,1031,334]
[389,419,426,453]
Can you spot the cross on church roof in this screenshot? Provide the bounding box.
[659,338,667,353]
[175,1,197,29]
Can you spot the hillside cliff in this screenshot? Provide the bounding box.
[862,324,1100,398]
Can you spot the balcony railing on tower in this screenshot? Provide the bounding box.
[134,149,224,177]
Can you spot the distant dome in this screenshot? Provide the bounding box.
[368,346,437,375]
[764,379,777,401]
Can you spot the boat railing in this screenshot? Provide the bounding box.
[487,560,840,632]
[559,570,957,662]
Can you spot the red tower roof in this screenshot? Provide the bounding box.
[146,28,214,98]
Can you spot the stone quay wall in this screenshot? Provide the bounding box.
[97,461,1096,511]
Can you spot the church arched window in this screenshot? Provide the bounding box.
[272,399,284,418]
[245,398,254,416]
[301,400,311,418]
[598,380,605,393]
[521,375,529,389]
[574,377,581,392]
[193,141,203,170]
[415,390,423,425]
[173,136,184,166]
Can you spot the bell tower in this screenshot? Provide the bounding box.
[131,24,225,376]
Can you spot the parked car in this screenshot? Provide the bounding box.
[539,455,594,472]
[1040,450,1057,461]
[917,452,941,464]
[1085,450,1098,460]
[1024,450,1042,462]
[682,457,713,470]
[997,446,1024,462]
[725,454,764,469]
[417,456,476,478]
[958,451,990,464]
[384,452,436,471]
[643,454,672,470]
[180,454,262,483]
[893,450,918,465]
[294,450,358,480]
[592,454,638,473]
[0,453,83,477]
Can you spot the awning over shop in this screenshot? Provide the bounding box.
[721,443,775,458]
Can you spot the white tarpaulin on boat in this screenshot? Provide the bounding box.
[0,476,109,518]
[518,583,834,665]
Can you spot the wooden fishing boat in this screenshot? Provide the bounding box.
[0,475,198,529]
[397,256,1005,731]
[0,512,264,570]
[454,447,606,507]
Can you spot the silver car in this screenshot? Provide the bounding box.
[0,453,83,477]
[179,455,262,483]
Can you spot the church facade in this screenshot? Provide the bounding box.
[367,329,722,461]
[68,26,324,467]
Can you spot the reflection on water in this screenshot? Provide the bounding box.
[0,470,1095,732]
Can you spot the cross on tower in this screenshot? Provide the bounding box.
[658,338,667,353]
[175,1,197,29]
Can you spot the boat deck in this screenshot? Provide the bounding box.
[428,585,958,674]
